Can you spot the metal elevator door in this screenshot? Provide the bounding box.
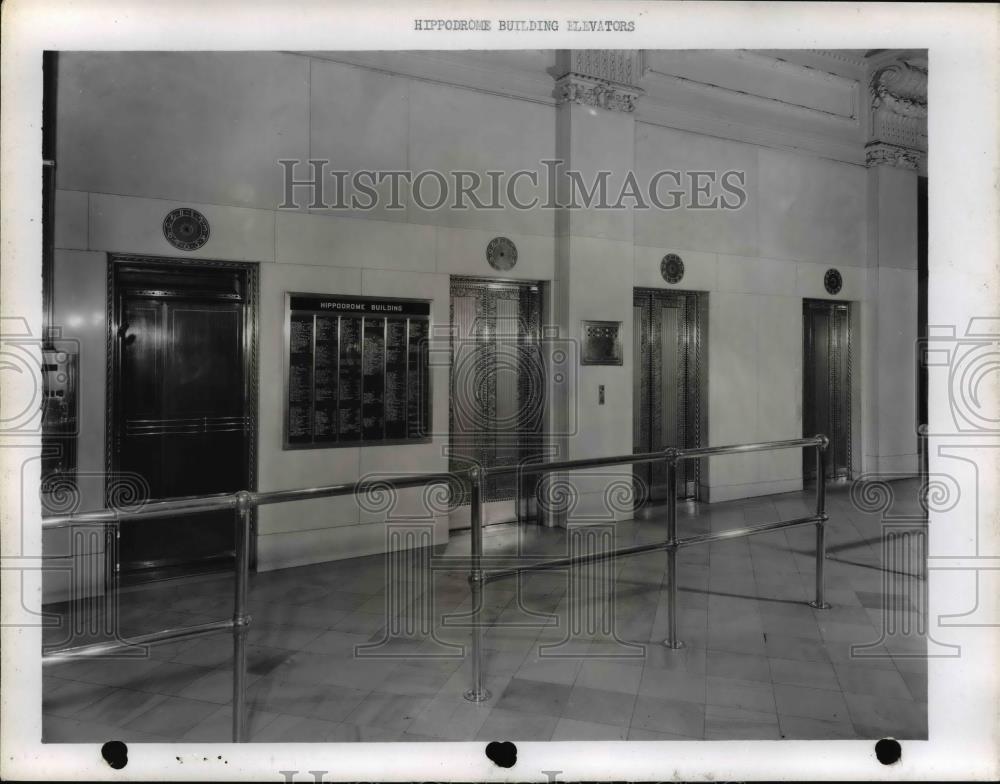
[111,260,255,581]
[633,289,705,502]
[449,278,544,525]
[803,299,852,481]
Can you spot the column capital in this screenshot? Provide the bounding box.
[864,142,922,171]
[866,54,927,171]
[555,49,644,113]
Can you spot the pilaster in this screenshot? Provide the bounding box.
[862,51,926,477]
[546,51,641,524]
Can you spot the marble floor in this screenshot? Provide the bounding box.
[42,479,928,743]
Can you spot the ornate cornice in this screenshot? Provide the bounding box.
[866,57,927,170]
[555,49,644,113]
[809,49,869,69]
[872,61,927,118]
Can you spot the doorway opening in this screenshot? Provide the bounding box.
[108,255,258,583]
[449,277,545,526]
[632,288,707,504]
[802,299,852,481]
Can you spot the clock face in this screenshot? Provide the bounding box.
[660,253,685,284]
[486,237,518,271]
[163,208,210,251]
[824,268,843,295]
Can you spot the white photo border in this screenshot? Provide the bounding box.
[1,0,997,780]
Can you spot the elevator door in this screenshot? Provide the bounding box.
[803,300,851,481]
[450,278,544,524]
[633,289,704,502]
[111,260,256,580]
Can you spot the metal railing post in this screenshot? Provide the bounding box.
[464,468,491,702]
[41,438,842,722]
[664,449,685,650]
[232,492,253,741]
[809,437,832,610]
[519,466,533,526]
[103,519,120,639]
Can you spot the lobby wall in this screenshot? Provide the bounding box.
[50,51,559,583]
[46,50,918,594]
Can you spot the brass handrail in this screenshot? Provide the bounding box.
[460,435,832,703]
[40,471,460,742]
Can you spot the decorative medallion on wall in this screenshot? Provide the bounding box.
[660,253,685,284]
[824,268,843,295]
[163,208,210,251]
[486,237,518,272]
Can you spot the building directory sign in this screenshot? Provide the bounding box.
[284,293,432,448]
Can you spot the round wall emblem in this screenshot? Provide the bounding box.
[486,237,518,271]
[163,208,210,251]
[660,253,685,284]
[824,268,843,295]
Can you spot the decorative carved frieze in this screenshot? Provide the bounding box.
[866,57,927,170]
[555,49,644,113]
[864,141,921,171]
[556,73,642,112]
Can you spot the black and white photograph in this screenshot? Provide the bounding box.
[1,1,997,781]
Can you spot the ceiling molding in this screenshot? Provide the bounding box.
[809,49,869,68]
[297,48,876,166]
[641,50,861,123]
[637,56,864,165]
[753,50,868,82]
[738,50,861,91]
[642,69,860,126]
[637,102,865,168]
[296,50,558,106]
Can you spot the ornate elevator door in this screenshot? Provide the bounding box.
[449,278,544,525]
[633,289,705,502]
[803,300,852,481]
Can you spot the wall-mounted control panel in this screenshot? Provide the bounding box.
[41,347,79,484]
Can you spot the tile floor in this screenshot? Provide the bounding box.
[42,479,928,742]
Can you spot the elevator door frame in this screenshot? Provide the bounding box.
[107,254,260,579]
[448,276,545,526]
[633,288,707,503]
[802,298,853,481]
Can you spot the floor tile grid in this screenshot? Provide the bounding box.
[42,481,927,742]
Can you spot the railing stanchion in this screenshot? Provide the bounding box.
[809,438,832,610]
[664,450,685,650]
[41,439,840,720]
[232,492,253,742]
[464,468,491,702]
[103,518,120,638]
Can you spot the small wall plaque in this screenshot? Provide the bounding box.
[486,237,518,271]
[163,207,210,251]
[824,268,843,295]
[581,320,623,366]
[661,253,685,284]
